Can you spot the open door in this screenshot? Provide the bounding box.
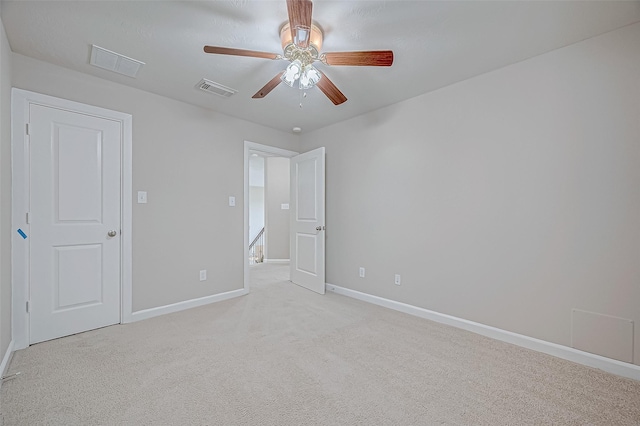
[290,147,325,294]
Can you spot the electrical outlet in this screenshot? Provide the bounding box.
[359,267,365,278]
[199,270,207,281]
[394,274,401,285]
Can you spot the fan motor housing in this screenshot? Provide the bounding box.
[280,22,323,56]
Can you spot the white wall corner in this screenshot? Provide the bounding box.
[128,289,248,323]
[326,283,640,382]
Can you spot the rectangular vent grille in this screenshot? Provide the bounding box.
[196,79,237,98]
[89,45,144,78]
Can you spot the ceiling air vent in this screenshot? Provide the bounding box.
[196,79,237,98]
[90,45,144,78]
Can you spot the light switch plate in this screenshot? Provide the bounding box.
[228,196,236,207]
[281,203,290,210]
[137,191,147,204]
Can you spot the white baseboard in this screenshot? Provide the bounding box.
[326,283,640,381]
[264,259,290,264]
[0,340,15,388]
[129,289,248,323]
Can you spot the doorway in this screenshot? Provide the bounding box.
[244,142,298,291]
[11,89,133,349]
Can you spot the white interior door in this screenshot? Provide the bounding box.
[29,104,121,344]
[290,147,325,294]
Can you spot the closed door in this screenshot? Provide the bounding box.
[290,147,325,294]
[29,104,121,344]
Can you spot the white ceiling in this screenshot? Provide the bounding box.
[2,1,640,133]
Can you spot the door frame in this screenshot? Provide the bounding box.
[11,89,133,349]
[243,141,297,292]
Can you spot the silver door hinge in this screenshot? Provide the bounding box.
[26,301,30,313]
[26,212,30,224]
[26,123,29,136]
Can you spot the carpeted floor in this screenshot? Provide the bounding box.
[1,263,639,425]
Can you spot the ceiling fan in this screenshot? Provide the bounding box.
[203,0,393,105]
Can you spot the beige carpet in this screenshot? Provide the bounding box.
[1,263,639,425]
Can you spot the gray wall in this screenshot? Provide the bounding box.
[0,9,12,362]
[300,23,640,365]
[265,157,290,260]
[10,53,298,312]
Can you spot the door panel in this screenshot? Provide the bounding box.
[30,104,121,344]
[295,234,317,274]
[54,244,103,310]
[290,147,325,294]
[55,124,103,222]
[296,158,318,220]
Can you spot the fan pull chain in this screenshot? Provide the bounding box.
[299,91,308,109]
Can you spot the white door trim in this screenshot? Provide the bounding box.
[11,89,133,349]
[244,141,298,292]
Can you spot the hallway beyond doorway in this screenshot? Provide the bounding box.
[249,262,290,288]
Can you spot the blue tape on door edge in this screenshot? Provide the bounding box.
[17,229,27,239]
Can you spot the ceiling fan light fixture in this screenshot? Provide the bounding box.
[299,65,321,90]
[203,0,387,106]
[282,59,303,87]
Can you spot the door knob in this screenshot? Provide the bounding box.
[107,230,117,237]
[316,226,325,231]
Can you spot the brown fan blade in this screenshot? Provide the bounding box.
[323,50,394,67]
[286,0,313,48]
[252,72,285,99]
[316,71,347,105]
[203,46,280,60]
